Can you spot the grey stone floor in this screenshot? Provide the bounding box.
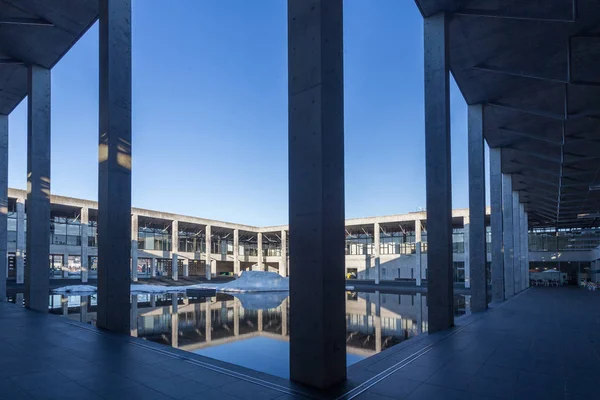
[0,287,598,399]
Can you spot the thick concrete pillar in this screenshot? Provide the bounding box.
[523,210,529,287]
[131,214,138,282]
[130,294,138,337]
[415,220,422,286]
[150,294,156,308]
[512,192,521,292]
[288,0,346,388]
[467,104,487,311]
[257,232,263,271]
[171,220,178,281]
[374,222,381,284]
[502,174,515,298]
[15,198,25,284]
[80,208,89,283]
[151,258,156,278]
[279,230,287,277]
[61,295,68,316]
[424,12,453,333]
[233,229,240,276]
[0,114,7,301]
[258,309,263,332]
[97,0,132,334]
[205,225,211,280]
[490,148,504,301]
[463,217,470,289]
[25,65,51,312]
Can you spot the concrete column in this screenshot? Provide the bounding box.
[258,309,263,332]
[80,295,89,323]
[288,0,346,388]
[80,208,89,283]
[97,0,132,334]
[374,222,381,284]
[463,216,471,289]
[0,114,7,301]
[424,12,453,333]
[205,225,211,280]
[281,297,288,336]
[131,214,138,282]
[183,259,189,277]
[233,229,240,276]
[15,198,24,284]
[257,232,263,271]
[63,252,69,278]
[25,65,51,312]
[512,192,522,292]
[415,220,422,286]
[150,294,156,308]
[523,210,529,287]
[279,230,287,277]
[490,148,504,302]
[467,103,487,311]
[171,294,178,347]
[130,294,138,337]
[172,254,178,281]
[151,258,156,278]
[502,174,515,298]
[171,220,178,281]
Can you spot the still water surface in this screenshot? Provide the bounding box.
[9,291,470,379]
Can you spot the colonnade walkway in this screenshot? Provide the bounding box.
[0,287,598,399]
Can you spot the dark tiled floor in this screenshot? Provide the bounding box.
[1,287,599,399]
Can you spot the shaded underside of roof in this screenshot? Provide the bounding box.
[414,0,600,228]
[0,0,97,115]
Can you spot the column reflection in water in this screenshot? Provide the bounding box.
[80,295,89,324]
[130,294,138,337]
[171,293,178,348]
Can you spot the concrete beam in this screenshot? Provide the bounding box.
[288,0,346,388]
[0,114,7,301]
[502,174,515,298]
[25,65,51,312]
[424,12,453,333]
[96,0,132,334]
[468,104,487,311]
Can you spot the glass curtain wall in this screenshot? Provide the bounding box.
[138,226,172,251]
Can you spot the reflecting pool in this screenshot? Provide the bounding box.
[8,291,470,379]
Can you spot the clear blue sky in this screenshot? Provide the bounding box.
[7,0,486,227]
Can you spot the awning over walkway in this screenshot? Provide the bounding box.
[414,0,600,228]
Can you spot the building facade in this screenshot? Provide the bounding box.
[6,188,600,287]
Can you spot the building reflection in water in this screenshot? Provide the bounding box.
[10,290,469,365]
